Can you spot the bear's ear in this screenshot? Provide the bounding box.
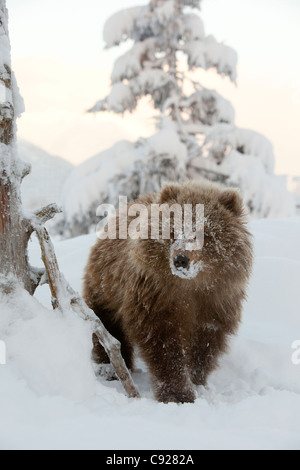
[159,184,180,204]
[219,189,243,216]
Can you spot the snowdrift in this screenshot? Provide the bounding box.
[0,218,299,450]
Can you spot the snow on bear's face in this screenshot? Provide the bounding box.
[159,182,252,285]
[131,181,253,288]
[169,237,205,280]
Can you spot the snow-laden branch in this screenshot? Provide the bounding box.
[103,6,144,47]
[185,35,238,83]
[180,88,235,126]
[89,70,178,115]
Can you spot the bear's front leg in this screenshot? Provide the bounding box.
[189,325,228,386]
[138,331,196,404]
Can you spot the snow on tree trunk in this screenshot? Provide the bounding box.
[0,1,32,293]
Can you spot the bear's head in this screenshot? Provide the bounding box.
[130,181,253,289]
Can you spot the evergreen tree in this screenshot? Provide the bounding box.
[61,0,294,236]
[90,0,237,166]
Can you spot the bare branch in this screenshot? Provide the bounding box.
[34,226,61,309]
[70,293,140,399]
[22,203,62,244]
[34,225,140,399]
[33,203,62,225]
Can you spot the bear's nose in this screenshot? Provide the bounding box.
[174,254,190,270]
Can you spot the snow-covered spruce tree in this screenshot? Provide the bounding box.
[0,1,139,399]
[60,0,294,236]
[93,0,238,146]
[90,0,238,187]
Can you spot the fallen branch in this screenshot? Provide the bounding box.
[34,224,140,399]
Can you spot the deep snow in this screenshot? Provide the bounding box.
[0,218,299,450]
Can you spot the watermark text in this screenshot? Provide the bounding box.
[291,340,300,365]
[96,196,205,251]
[0,340,6,365]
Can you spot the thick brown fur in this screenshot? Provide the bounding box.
[83,181,253,403]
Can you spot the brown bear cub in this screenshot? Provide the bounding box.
[83,181,253,403]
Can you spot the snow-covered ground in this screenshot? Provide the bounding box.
[0,218,299,450]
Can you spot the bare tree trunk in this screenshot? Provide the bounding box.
[0,1,32,293]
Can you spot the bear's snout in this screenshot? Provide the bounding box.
[173,254,190,270]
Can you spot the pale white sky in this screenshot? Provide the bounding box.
[7,0,300,176]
